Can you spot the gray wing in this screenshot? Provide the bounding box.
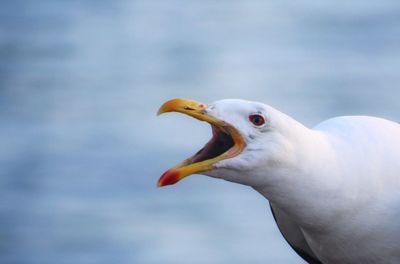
[270,203,323,264]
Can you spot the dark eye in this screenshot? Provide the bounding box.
[249,114,265,126]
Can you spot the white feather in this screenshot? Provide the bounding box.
[203,99,400,263]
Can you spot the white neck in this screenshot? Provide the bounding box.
[250,112,341,229]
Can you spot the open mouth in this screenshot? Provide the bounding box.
[190,125,235,164]
[157,98,246,187]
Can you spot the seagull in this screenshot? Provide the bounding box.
[157,98,400,264]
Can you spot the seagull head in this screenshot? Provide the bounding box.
[157,98,298,187]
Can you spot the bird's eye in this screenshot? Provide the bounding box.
[249,114,265,126]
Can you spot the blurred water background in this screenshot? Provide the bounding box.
[1,1,400,263]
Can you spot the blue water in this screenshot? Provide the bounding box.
[1,1,400,263]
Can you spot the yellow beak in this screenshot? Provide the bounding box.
[157,98,246,187]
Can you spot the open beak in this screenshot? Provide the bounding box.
[157,98,246,187]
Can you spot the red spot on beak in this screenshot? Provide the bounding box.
[157,169,180,187]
